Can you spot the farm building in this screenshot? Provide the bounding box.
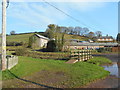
[68,42,118,50]
[32,34,50,48]
[96,36,114,42]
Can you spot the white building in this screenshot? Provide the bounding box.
[34,34,50,48]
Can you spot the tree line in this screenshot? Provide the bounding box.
[43,24,102,39]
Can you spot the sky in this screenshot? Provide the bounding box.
[0,0,118,38]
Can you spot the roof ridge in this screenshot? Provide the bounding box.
[35,33,49,40]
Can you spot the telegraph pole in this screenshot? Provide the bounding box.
[1,0,7,71]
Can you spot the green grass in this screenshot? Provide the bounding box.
[64,34,89,41]
[7,33,34,43]
[2,56,110,88]
[87,57,112,65]
[6,33,89,44]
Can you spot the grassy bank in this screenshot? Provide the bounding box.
[2,56,110,88]
[87,57,112,65]
[7,33,33,43]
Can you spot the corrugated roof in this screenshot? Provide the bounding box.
[70,42,118,46]
[35,34,50,40]
[97,36,113,39]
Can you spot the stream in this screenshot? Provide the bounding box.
[82,53,120,88]
[102,62,119,78]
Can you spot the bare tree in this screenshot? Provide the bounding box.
[68,27,74,35]
[74,26,82,35]
[95,31,102,37]
[60,27,69,34]
[10,30,16,35]
[82,27,89,36]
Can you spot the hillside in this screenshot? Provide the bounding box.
[7,33,34,43]
[6,33,89,44]
[64,34,89,41]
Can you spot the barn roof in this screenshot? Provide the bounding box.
[35,34,50,40]
[70,42,118,46]
[97,36,113,39]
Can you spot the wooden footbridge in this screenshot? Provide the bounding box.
[66,49,93,64]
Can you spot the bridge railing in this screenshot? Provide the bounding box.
[70,49,93,61]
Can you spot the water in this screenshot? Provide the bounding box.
[102,62,119,78]
[82,54,120,88]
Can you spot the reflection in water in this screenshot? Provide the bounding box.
[102,62,119,77]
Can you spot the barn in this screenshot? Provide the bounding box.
[33,34,50,48]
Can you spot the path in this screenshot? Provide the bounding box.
[65,60,78,64]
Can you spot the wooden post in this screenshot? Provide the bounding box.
[87,49,88,60]
[1,0,7,71]
[83,50,84,61]
[78,51,80,61]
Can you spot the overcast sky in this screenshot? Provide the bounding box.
[0,0,118,38]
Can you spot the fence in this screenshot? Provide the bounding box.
[112,46,120,52]
[6,55,18,70]
[70,49,93,61]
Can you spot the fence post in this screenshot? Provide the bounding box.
[70,49,93,62]
[78,51,80,61]
[83,50,84,61]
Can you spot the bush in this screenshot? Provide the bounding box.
[87,57,112,65]
[6,41,23,46]
[46,40,57,52]
[7,46,23,51]
[96,48,112,53]
[15,47,28,56]
[15,50,70,60]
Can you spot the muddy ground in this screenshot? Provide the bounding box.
[82,53,120,88]
[2,53,120,89]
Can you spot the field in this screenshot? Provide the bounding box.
[6,33,89,44]
[87,57,112,65]
[6,33,34,43]
[2,56,110,88]
[64,34,89,41]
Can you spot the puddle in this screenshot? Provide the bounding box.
[102,62,119,78]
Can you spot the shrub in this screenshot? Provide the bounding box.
[87,57,112,65]
[6,41,23,46]
[96,48,112,53]
[28,35,37,48]
[15,50,70,60]
[46,40,57,52]
[7,46,23,51]
[15,47,28,56]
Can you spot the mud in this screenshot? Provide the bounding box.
[83,53,120,88]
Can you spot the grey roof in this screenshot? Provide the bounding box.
[69,39,79,41]
[35,34,49,40]
[97,36,113,39]
[70,42,119,46]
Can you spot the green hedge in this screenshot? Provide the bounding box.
[15,49,70,60]
[96,47,112,53]
[7,46,23,51]
[87,57,112,65]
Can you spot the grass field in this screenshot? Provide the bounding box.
[2,56,110,88]
[6,33,89,44]
[6,33,34,43]
[87,57,112,65]
[64,34,89,41]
